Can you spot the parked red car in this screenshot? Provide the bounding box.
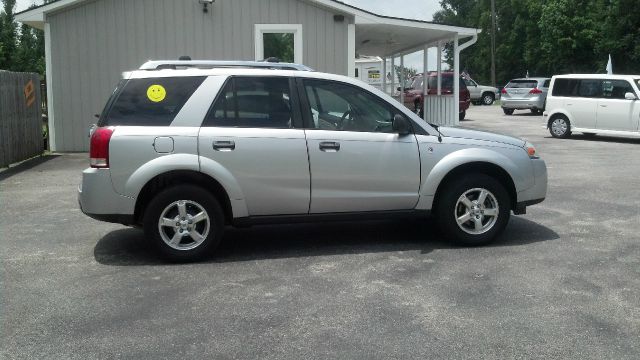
[401,71,471,120]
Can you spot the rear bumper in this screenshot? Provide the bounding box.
[78,168,136,225]
[501,97,545,110]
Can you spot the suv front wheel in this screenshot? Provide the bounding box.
[436,174,510,246]
[143,185,224,262]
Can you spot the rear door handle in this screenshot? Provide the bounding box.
[600,105,608,107]
[212,140,235,151]
[319,141,340,152]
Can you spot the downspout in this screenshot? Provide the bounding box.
[454,31,479,125]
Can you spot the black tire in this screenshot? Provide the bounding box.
[435,174,511,246]
[548,115,571,138]
[503,108,514,115]
[459,110,466,121]
[143,185,224,262]
[530,109,543,115]
[482,92,495,105]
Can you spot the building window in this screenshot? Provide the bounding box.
[255,24,303,64]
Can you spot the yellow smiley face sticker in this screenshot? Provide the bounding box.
[147,84,167,102]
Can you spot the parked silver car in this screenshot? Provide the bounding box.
[501,77,551,115]
[464,78,500,105]
[79,60,548,261]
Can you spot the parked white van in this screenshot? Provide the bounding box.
[544,74,640,138]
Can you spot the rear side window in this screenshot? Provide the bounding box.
[203,77,293,128]
[506,80,538,88]
[552,78,579,97]
[100,77,206,126]
[577,79,603,98]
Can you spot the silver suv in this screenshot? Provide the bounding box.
[79,60,548,261]
[501,78,551,115]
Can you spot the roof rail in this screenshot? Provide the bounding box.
[139,60,314,71]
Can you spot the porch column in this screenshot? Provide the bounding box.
[390,55,396,97]
[423,45,428,122]
[454,35,460,125]
[437,41,442,96]
[400,55,405,105]
[382,57,387,95]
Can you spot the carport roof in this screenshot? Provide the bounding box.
[17,0,479,56]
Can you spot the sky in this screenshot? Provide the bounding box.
[14,0,444,71]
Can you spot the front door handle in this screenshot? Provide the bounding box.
[319,141,340,152]
[212,140,235,151]
[599,104,608,107]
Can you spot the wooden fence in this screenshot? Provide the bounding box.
[0,70,44,168]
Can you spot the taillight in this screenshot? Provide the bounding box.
[529,87,543,94]
[501,88,507,94]
[89,127,114,168]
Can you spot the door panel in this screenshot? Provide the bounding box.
[199,128,310,215]
[565,98,598,129]
[596,80,639,131]
[300,79,421,213]
[198,76,310,216]
[306,130,420,212]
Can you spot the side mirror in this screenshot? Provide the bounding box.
[392,114,412,135]
[624,92,637,100]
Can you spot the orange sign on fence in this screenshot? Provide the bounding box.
[24,80,36,107]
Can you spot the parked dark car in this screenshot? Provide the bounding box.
[401,72,471,120]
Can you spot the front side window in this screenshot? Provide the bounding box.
[204,77,293,128]
[303,80,395,133]
[101,77,205,126]
[602,80,635,99]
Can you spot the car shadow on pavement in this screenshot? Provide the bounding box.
[0,154,60,182]
[94,217,559,266]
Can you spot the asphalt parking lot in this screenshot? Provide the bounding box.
[1,104,639,359]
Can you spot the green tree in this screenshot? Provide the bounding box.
[0,0,17,70]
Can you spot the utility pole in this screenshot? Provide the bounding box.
[490,0,496,87]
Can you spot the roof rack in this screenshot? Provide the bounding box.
[139,60,314,71]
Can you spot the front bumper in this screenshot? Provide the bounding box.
[78,168,136,225]
[501,97,545,110]
[516,158,548,213]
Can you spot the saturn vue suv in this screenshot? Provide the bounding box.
[79,60,548,261]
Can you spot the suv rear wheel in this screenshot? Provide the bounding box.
[503,108,514,115]
[143,185,224,262]
[436,174,510,246]
[482,93,495,105]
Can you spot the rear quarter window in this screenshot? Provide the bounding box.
[551,78,579,97]
[99,76,206,126]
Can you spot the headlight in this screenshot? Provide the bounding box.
[524,141,539,159]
